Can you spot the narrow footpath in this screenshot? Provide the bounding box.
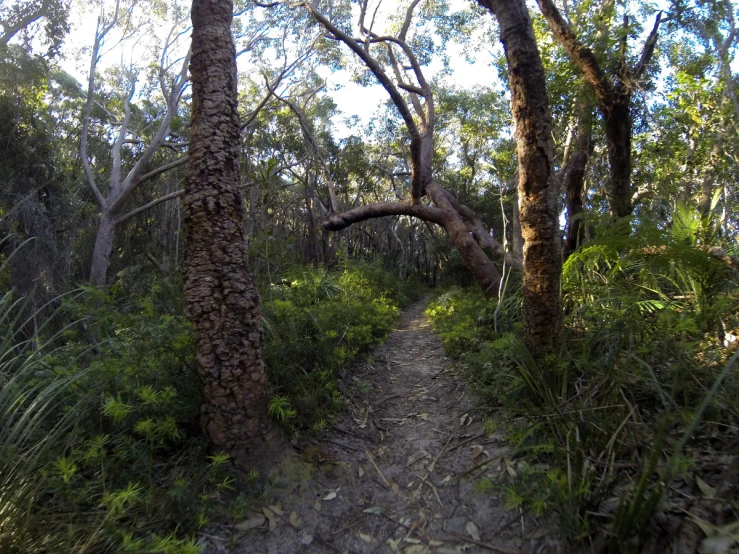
[202,299,559,554]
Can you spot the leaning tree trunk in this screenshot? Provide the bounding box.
[479,0,563,356]
[183,0,277,465]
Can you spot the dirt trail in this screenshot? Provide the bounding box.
[203,299,557,554]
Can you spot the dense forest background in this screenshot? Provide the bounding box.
[1,0,738,552]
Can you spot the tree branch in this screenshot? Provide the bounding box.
[323,201,447,231]
[116,189,184,224]
[304,1,420,140]
[628,11,662,82]
[536,0,612,103]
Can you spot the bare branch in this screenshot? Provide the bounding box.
[323,201,447,231]
[134,155,189,185]
[629,11,662,82]
[265,77,339,212]
[116,189,184,224]
[80,18,107,209]
[304,1,420,140]
[399,0,423,42]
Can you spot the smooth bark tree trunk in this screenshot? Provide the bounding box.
[563,98,593,256]
[89,211,116,287]
[183,0,277,465]
[479,0,563,356]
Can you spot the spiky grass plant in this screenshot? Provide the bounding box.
[0,242,87,552]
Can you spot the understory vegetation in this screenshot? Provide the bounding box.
[0,257,414,552]
[426,213,739,551]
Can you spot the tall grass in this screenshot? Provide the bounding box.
[0,247,87,551]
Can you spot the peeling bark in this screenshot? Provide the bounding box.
[184,0,278,465]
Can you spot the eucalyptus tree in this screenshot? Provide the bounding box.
[79,0,191,287]
[278,0,521,299]
[475,0,562,354]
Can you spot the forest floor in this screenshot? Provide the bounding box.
[201,298,560,554]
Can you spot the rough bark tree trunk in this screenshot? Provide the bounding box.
[183,0,277,465]
[604,92,632,218]
[479,0,563,356]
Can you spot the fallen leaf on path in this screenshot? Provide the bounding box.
[392,482,400,496]
[313,499,322,512]
[460,414,469,427]
[262,506,278,531]
[407,481,415,488]
[471,445,484,460]
[429,540,444,546]
[359,532,377,543]
[363,506,383,514]
[417,413,430,421]
[234,513,265,531]
[466,521,481,541]
[323,488,340,500]
[387,537,401,552]
[505,458,518,478]
[696,475,717,499]
[289,511,301,528]
[439,475,451,486]
[301,534,313,545]
[358,465,364,477]
[268,503,284,515]
[403,545,430,554]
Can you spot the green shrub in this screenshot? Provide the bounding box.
[426,215,739,550]
[2,259,417,551]
[263,260,413,431]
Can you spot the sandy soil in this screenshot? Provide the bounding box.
[201,299,560,554]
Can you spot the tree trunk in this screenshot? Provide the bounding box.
[183,0,277,465]
[603,91,632,218]
[479,0,563,356]
[512,187,524,260]
[563,98,593,256]
[89,210,116,287]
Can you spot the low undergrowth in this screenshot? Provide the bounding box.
[0,259,414,552]
[426,217,739,552]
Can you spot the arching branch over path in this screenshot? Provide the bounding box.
[291,0,521,297]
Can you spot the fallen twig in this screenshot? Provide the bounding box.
[365,449,391,487]
[448,432,486,452]
[333,516,368,536]
[333,426,372,442]
[323,439,359,452]
[447,532,524,554]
